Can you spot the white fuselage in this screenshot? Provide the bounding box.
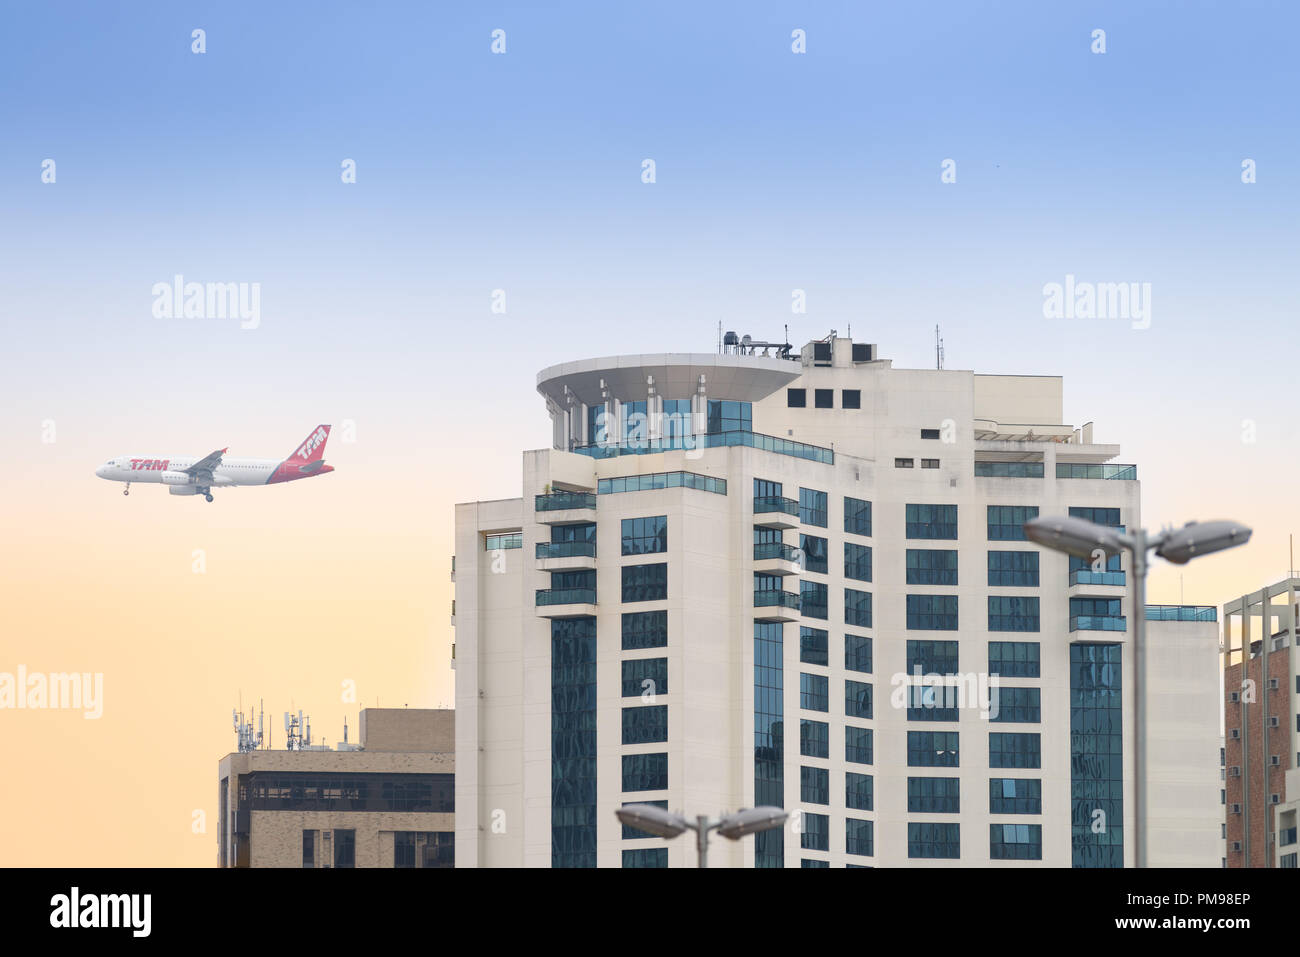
[95,456,279,487]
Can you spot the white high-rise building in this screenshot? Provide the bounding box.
[452,333,1221,867]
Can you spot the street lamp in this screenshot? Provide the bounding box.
[614,804,787,867]
[1024,515,1251,868]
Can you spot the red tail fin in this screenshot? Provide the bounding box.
[287,424,331,464]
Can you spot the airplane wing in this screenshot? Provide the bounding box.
[184,448,227,477]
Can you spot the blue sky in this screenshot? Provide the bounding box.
[1,0,1297,593]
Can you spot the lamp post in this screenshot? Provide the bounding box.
[614,805,787,868]
[1024,516,1251,868]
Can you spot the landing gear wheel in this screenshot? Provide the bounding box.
[204,493,214,502]
[123,483,130,497]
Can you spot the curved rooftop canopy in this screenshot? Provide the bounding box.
[537,353,801,407]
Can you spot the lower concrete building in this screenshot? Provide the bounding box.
[217,708,454,868]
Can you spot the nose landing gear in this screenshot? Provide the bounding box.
[198,485,214,503]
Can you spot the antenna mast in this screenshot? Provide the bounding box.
[935,325,944,370]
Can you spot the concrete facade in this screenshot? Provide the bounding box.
[454,334,1223,867]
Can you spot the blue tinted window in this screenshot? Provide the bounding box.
[844,542,872,582]
[801,580,828,620]
[754,622,784,868]
[622,847,668,868]
[801,813,829,851]
[800,672,828,712]
[622,610,667,650]
[988,641,1040,678]
[908,776,960,813]
[988,550,1039,587]
[621,658,667,697]
[989,778,1042,814]
[799,627,828,666]
[621,753,668,792]
[621,516,667,555]
[846,772,873,811]
[800,766,829,805]
[989,732,1041,769]
[800,488,828,527]
[988,596,1040,632]
[908,731,959,767]
[906,549,958,585]
[622,563,667,603]
[621,705,668,744]
[800,719,829,758]
[800,534,828,574]
[551,617,597,867]
[906,504,957,539]
[844,497,872,536]
[621,799,669,839]
[906,639,959,675]
[845,588,872,628]
[990,823,1042,860]
[846,817,874,857]
[906,684,960,722]
[990,687,1041,723]
[906,594,958,630]
[845,634,872,674]
[987,505,1039,540]
[908,822,960,859]
[845,726,873,765]
[1071,643,1123,867]
[845,679,873,719]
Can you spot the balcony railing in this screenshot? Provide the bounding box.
[1056,463,1138,480]
[754,496,799,516]
[535,491,596,511]
[536,541,597,559]
[754,590,801,611]
[536,587,597,606]
[975,461,1044,478]
[1144,605,1217,622]
[1070,569,1126,587]
[573,430,834,464]
[1281,827,1297,847]
[754,542,800,563]
[1070,615,1127,632]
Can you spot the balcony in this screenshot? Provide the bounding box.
[1056,463,1137,480]
[754,496,799,529]
[754,589,801,622]
[1145,605,1217,622]
[1070,570,1125,587]
[535,540,597,571]
[535,491,597,524]
[753,541,802,576]
[1069,615,1127,633]
[535,587,598,618]
[974,461,1045,478]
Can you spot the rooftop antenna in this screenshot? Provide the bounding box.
[935,325,944,370]
[717,320,722,355]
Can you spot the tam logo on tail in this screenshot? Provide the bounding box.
[289,425,331,463]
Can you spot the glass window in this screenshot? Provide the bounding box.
[988,596,1041,632]
[845,588,872,628]
[801,580,828,620]
[906,684,959,722]
[842,390,861,410]
[921,459,940,469]
[990,823,1042,860]
[844,497,872,537]
[801,813,829,851]
[906,549,958,585]
[908,730,959,767]
[622,610,667,650]
[622,705,668,744]
[800,534,828,574]
[622,848,668,868]
[394,831,416,868]
[846,772,873,811]
[989,732,1041,769]
[845,725,873,764]
[987,505,1039,541]
[908,822,959,859]
[844,542,872,582]
[814,389,833,409]
[334,829,356,868]
[552,616,597,867]
[800,719,829,758]
[908,776,960,813]
[921,428,941,440]
[622,563,667,602]
[706,399,751,435]
[846,818,873,857]
[801,766,829,804]
[799,627,828,666]
[906,594,958,630]
[907,639,959,675]
[787,388,806,408]
[845,679,873,719]
[1071,643,1123,867]
[799,488,828,527]
[485,532,522,550]
[302,830,314,868]
[989,687,1041,723]
[989,778,1042,814]
[800,672,828,712]
[845,634,872,674]
[906,504,957,539]
[621,516,667,555]
[754,621,784,868]
[988,550,1039,587]
[988,641,1040,678]
[621,753,668,792]
[621,657,667,697]
[895,458,915,468]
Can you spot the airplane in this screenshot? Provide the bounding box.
[95,425,335,502]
